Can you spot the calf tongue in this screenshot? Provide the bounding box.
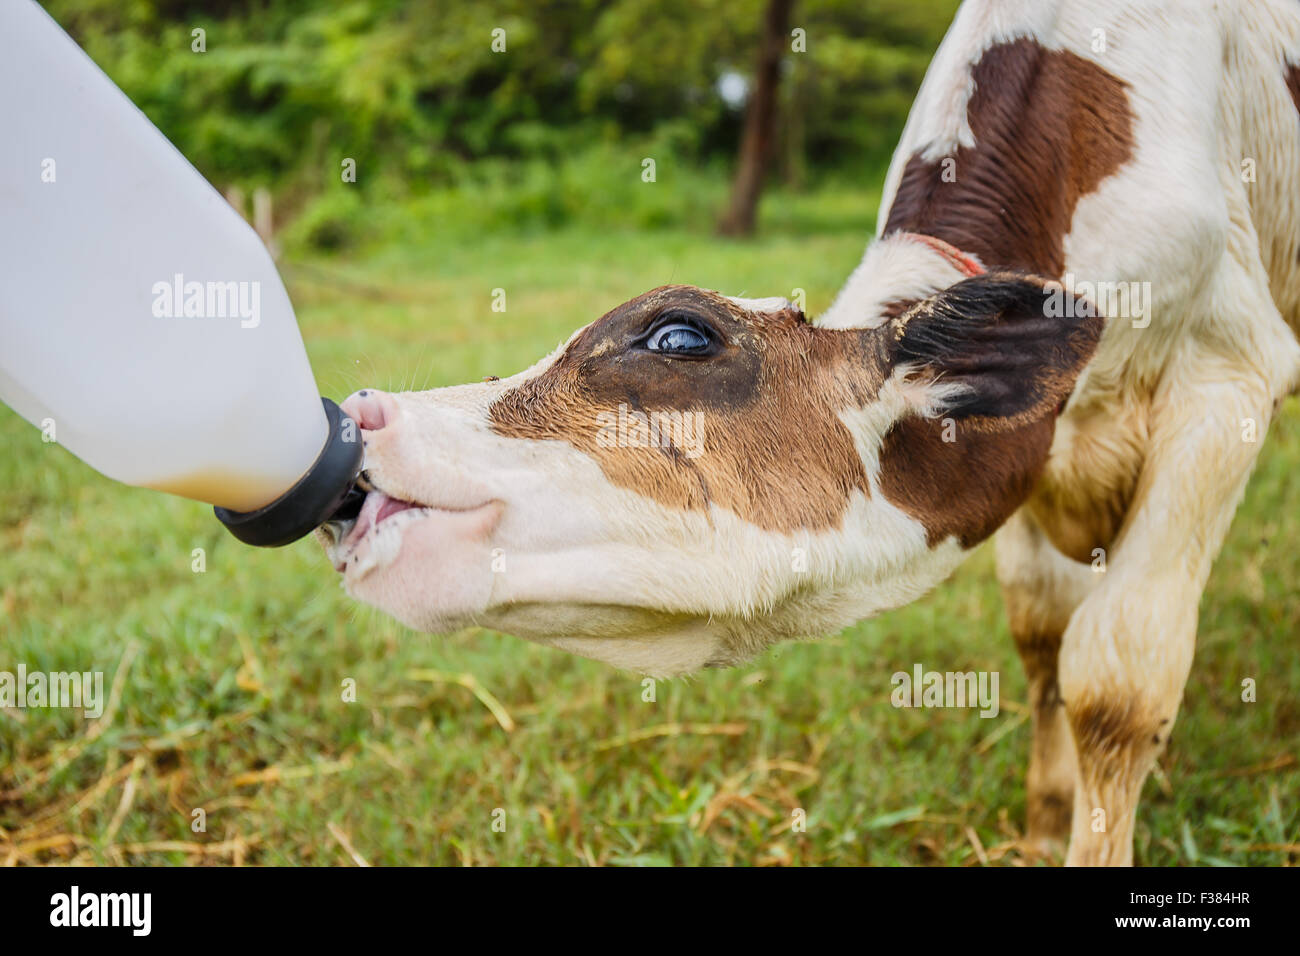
[342,490,419,551]
[374,493,418,524]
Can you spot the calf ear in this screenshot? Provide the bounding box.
[874,273,1103,549]
[887,272,1103,429]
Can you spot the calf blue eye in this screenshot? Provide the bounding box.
[647,323,709,352]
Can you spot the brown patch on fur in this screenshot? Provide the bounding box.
[1009,626,1064,698]
[1067,694,1156,760]
[883,38,1135,275]
[1028,789,1073,842]
[879,414,1054,547]
[1285,63,1300,114]
[1285,64,1300,262]
[489,286,887,534]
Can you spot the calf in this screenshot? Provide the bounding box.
[320,0,1300,865]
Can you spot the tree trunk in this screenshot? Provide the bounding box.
[717,0,794,237]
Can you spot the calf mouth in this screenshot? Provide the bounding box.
[320,474,498,575]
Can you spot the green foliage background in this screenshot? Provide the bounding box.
[43,0,960,244]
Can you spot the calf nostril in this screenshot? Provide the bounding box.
[341,388,395,431]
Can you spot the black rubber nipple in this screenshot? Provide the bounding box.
[214,397,363,547]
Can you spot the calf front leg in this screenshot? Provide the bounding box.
[1058,346,1288,866]
[995,510,1098,855]
[1059,584,1199,866]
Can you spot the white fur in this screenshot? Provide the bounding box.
[726,295,793,313]
[819,234,982,330]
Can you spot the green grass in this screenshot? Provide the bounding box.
[1,184,1297,866]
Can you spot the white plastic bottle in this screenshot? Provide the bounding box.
[0,0,360,545]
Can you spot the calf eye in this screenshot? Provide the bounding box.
[645,322,710,353]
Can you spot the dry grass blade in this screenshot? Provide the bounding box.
[327,821,372,867]
[102,756,146,845]
[974,711,1028,755]
[964,825,990,866]
[1149,761,1174,797]
[1212,754,1296,777]
[235,632,266,694]
[697,790,776,834]
[230,758,353,787]
[407,669,516,733]
[754,758,819,780]
[11,833,90,859]
[592,721,748,752]
[11,759,137,842]
[86,639,140,744]
[983,840,1024,863]
[109,836,262,858]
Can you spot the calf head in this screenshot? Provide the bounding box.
[320,243,1100,675]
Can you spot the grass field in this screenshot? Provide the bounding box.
[1,183,1297,866]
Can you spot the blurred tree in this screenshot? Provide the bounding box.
[40,0,960,219]
[717,0,794,237]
